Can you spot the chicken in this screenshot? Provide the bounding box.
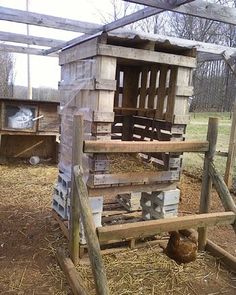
[164,231,197,264]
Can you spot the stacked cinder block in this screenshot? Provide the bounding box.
[117,192,142,212]
[52,173,71,219]
[141,189,180,220]
[68,197,103,245]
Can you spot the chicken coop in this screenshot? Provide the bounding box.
[52,31,202,251]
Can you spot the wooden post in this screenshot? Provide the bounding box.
[224,103,236,188]
[74,165,109,295]
[69,114,84,265]
[56,248,88,295]
[209,162,236,233]
[198,117,218,251]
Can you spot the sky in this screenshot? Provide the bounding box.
[0,0,115,88]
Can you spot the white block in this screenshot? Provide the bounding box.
[154,189,180,206]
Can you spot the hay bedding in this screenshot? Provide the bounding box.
[108,153,158,173]
[0,164,235,294]
[77,246,236,295]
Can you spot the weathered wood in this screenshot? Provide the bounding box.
[225,103,236,188]
[0,31,63,47]
[156,65,168,119]
[139,67,148,108]
[0,6,101,34]
[209,162,236,233]
[70,115,83,265]
[56,248,89,295]
[0,43,57,56]
[165,67,178,122]
[198,118,218,251]
[88,170,180,187]
[74,166,109,295]
[122,66,140,108]
[52,210,69,240]
[126,0,236,27]
[205,239,236,272]
[98,44,196,68]
[148,66,158,109]
[84,140,209,153]
[97,212,235,244]
[88,182,176,197]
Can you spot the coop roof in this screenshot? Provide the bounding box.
[64,30,234,62]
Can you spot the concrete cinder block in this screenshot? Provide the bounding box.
[152,189,180,206]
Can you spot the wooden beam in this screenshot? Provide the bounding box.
[198,118,218,251]
[205,239,236,272]
[97,212,236,244]
[97,44,196,68]
[0,31,63,47]
[0,43,57,56]
[125,0,236,27]
[225,103,236,188]
[56,248,89,295]
[209,162,236,233]
[69,115,83,265]
[88,182,176,197]
[84,140,209,154]
[74,166,109,295]
[0,6,102,34]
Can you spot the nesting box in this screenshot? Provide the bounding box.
[58,32,196,192]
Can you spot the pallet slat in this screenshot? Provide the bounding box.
[97,212,236,244]
[84,140,209,153]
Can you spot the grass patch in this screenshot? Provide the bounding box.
[183,112,232,177]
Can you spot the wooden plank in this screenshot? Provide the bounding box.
[93,111,114,122]
[97,212,236,244]
[52,210,69,240]
[84,140,209,153]
[88,182,176,197]
[165,67,178,122]
[56,248,89,295]
[0,6,101,34]
[224,103,236,188]
[205,239,236,272]
[126,1,236,27]
[74,166,109,295]
[69,115,83,265]
[122,66,140,108]
[88,170,180,187]
[148,66,158,109]
[156,65,168,119]
[98,44,196,68]
[0,43,57,56]
[198,118,218,251]
[0,31,63,47]
[209,162,236,233]
[139,67,148,108]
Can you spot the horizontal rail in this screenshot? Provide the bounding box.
[97,212,235,244]
[84,140,209,153]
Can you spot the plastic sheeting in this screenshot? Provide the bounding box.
[59,60,95,178]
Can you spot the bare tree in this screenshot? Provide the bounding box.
[0,52,14,98]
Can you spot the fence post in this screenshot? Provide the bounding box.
[69,114,83,264]
[225,103,236,188]
[198,117,218,251]
[74,166,110,295]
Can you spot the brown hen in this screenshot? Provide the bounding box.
[164,231,197,264]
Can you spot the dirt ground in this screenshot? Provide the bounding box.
[0,163,235,294]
